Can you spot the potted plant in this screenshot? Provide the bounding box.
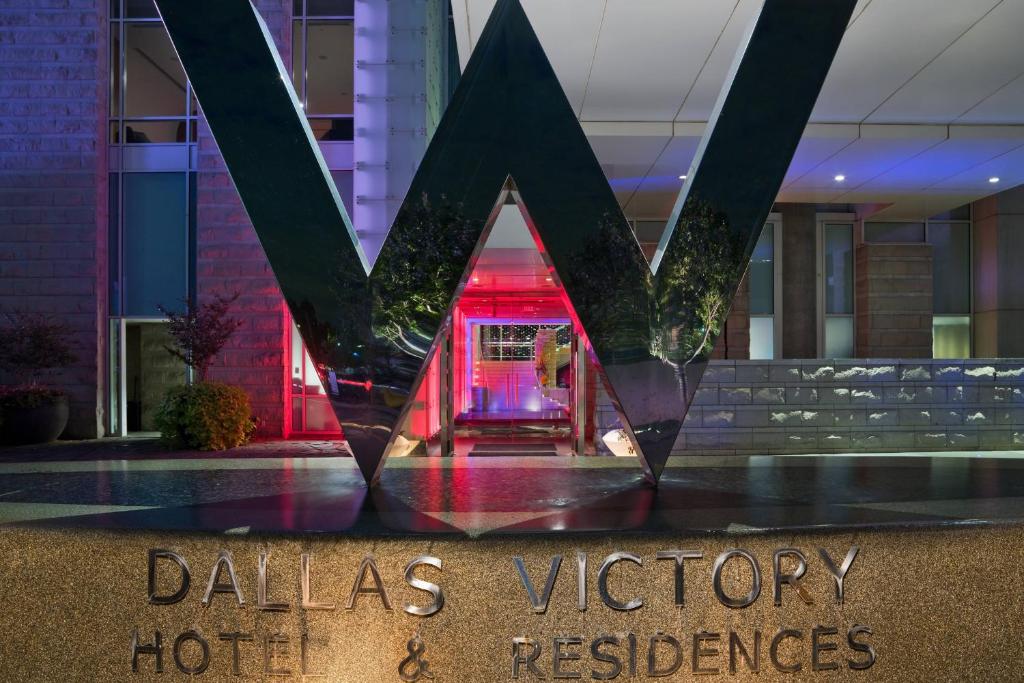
[0,312,76,445]
[154,293,255,450]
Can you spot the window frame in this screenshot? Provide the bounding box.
[109,0,199,145]
[292,0,356,139]
[815,213,856,359]
[749,212,783,359]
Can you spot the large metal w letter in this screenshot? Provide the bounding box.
[155,0,855,485]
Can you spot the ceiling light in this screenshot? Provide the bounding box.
[989,176,1000,184]
[678,175,687,180]
[834,174,846,182]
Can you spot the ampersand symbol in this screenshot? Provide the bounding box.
[398,634,435,682]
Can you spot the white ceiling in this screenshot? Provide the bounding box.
[452,0,1024,219]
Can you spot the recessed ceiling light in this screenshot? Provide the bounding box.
[989,176,1000,184]
[678,175,687,180]
[834,174,846,182]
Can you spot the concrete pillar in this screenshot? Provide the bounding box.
[972,185,1024,357]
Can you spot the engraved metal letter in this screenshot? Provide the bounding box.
[148,549,190,605]
[597,552,643,611]
[712,549,761,609]
[513,555,562,614]
[202,550,244,607]
[403,555,444,617]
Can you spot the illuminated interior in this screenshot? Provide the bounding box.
[399,201,601,456]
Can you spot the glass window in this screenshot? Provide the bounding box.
[306,21,353,114]
[290,320,342,433]
[749,222,777,360]
[124,0,159,19]
[122,173,188,316]
[825,317,854,358]
[749,223,774,315]
[110,0,197,145]
[933,315,971,359]
[292,6,355,141]
[749,317,774,360]
[822,222,854,358]
[124,23,187,118]
[929,222,971,314]
[864,222,925,243]
[824,223,853,314]
[108,174,121,315]
[304,0,355,16]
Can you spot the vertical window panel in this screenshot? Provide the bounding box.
[749,223,774,315]
[304,21,354,115]
[929,222,971,314]
[824,223,853,314]
[122,173,187,316]
[933,315,971,359]
[749,317,774,360]
[124,23,187,118]
[825,317,854,358]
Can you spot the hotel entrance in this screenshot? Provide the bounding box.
[396,202,598,457]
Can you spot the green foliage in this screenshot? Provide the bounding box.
[371,194,480,355]
[154,382,255,450]
[0,385,65,410]
[565,212,654,362]
[158,294,244,381]
[656,199,747,365]
[0,311,76,383]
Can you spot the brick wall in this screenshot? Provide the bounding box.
[195,0,291,436]
[678,358,1024,454]
[855,242,932,358]
[0,0,106,438]
[779,203,818,358]
[710,271,749,359]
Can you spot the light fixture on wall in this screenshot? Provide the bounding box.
[989,176,1000,184]
[834,174,846,182]
[678,174,687,180]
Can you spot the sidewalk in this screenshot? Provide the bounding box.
[0,437,350,462]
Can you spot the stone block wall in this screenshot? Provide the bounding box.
[196,0,291,436]
[855,242,932,358]
[0,0,106,438]
[676,358,1024,455]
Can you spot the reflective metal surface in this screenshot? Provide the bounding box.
[402,556,444,617]
[513,554,561,614]
[712,548,762,608]
[597,551,644,611]
[154,0,854,485]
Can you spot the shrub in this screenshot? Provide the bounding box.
[154,382,255,450]
[0,311,76,384]
[0,385,65,410]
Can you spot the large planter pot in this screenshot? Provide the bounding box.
[0,394,69,446]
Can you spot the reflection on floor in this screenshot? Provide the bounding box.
[1,439,1024,536]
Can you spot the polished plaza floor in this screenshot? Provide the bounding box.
[0,439,1023,536]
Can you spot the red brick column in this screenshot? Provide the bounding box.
[711,271,750,360]
[196,0,292,436]
[855,243,933,358]
[0,0,108,437]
